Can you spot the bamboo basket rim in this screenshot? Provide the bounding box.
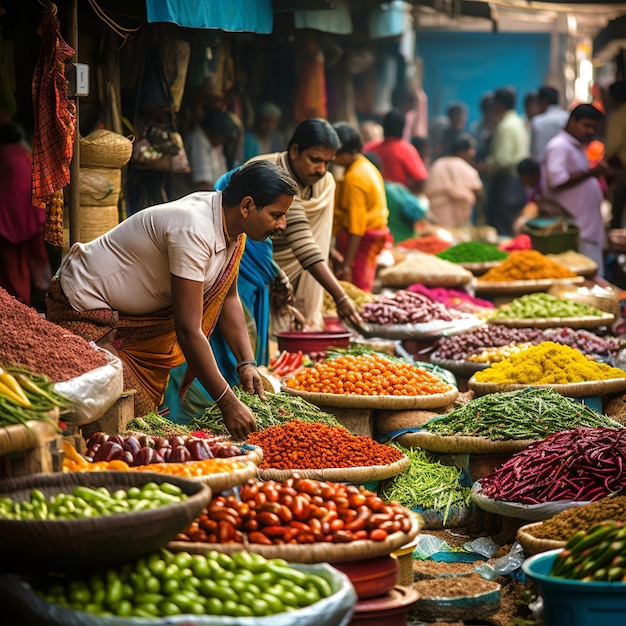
[395,430,537,454]
[352,315,483,340]
[468,375,626,397]
[168,511,421,563]
[516,521,567,555]
[79,129,134,169]
[257,453,411,483]
[0,416,59,456]
[190,460,258,491]
[488,312,615,329]
[429,354,491,376]
[281,386,458,409]
[475,275,585,294]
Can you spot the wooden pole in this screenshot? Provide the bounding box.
[67,0,80,245]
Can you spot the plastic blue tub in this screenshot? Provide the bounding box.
[522,549,626,626]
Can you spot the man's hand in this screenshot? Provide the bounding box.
[238,364,267,402]
[270,270,295,310]
[336,294,362,328]
[217,390,258,441]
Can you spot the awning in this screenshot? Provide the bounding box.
[145,0,273,33]
[593,15,626,65]
[413,0,498,30]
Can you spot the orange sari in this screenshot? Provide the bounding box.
[46,235,246,417]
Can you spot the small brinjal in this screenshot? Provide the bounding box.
[135,446,157,466]
[93,441,125,462]
[86,432,109,449]
[122,451,134,466]
[168,436,187,449]
[123,435,141,455]
[108,434,126,448]
[170,446,192,463]
[138,435,156,449]
[186,439,214,461]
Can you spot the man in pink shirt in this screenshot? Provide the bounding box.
[364,109,428,194]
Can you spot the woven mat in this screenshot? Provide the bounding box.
[395,430,536,454]
[468,376,626,398]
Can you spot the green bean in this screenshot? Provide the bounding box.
[424,388,622,440]
[381,445,471,524]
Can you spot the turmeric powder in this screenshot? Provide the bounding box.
[473,341,626,385]
[480,250,577,282]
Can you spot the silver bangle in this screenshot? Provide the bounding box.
[236,359,257,376]
[335,294,349,306]
[215,384,230,404]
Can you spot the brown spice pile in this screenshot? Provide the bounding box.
[413,559,482,580]
[413,572,499,598]
[0,287,107,381]
[530,495,626,541]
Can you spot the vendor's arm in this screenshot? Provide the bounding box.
[546,148,609,191]
[307,260,360,324]
[216,279,266,400]
[171,275,257,440]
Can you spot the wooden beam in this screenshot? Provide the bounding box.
[67,0,80,245]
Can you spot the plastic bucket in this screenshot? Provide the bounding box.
[522,549,626,626]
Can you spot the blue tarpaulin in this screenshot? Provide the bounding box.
[146,0,273,33]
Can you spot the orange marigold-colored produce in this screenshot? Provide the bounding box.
[247,420,405,470]
[285,353,452,396]
[480,249,577,282]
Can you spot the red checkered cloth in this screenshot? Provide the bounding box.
[31,10,76,246]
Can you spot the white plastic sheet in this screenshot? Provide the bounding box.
[53,346,124,425]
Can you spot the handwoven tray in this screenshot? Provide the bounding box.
[191,460,258,492]
[395,430,536,455]
[468,375,626,397]
[282,386,458,410]
[475,276,585,295]
[429,355,491,377]
[168,511,421,564]
[352,315,482,340]
[489,312,615,329]
[516,521,566,555]
[459,261,502,275]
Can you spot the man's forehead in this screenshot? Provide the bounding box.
[305,145,336,159]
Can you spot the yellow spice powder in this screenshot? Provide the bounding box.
[481,250,577,282]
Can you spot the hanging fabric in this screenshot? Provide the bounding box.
[293,37,327,123]
[31,8,77,247]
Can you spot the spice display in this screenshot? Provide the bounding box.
[413,573,499,598]
[0,287,107,382]
[380,446,471,524]
[479,428,626,503]
[436,242,508,264]
[247,420,405,470]
[0,481,187,520]
[473,342,626,385]
[192,388,342,436]
[286,353,453,396]
[479,249,577,281]
[0,365,72,427]
[547,250,598,275]
[323,280,374,313]
[36,549,334,617]
[425,388,621,440]
[177,478,414,545]
[468,342,533,363]
[413,559,483,580]
[530,495,626,542]
[379,251,473,288]
[126,413,193,437]
[490,293,604,320]
[359,290,460,325]
[550,520,626,581]
[397,235,451,255]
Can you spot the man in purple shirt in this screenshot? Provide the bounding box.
[541,104,609,272]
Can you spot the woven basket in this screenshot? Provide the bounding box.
[191,460,258,492]
[430,355,491,377]
[257,453,410,483]
[169,511,421,564]
[80,129,133,169]
[489,312,615,329]
[516,521,566,555]
[548,284,621,318]
[393,538,419,586]
[78,203,119,242]
[79,167,121,206]
[0,471,211,569]
[395,430,536,455]
[0,417,59,456]
[475,276,585,295]
[459,261,502,276]
[282,386,458,410]
[468,375,626,398]
[352,315,483,341]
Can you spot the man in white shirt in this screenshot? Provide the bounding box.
[46,161,299,439]
[541,104,609,272]
[530,86,570,163]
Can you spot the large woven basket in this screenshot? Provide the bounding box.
[516,521,566,555]
[475,276,585,295]
[488,312,615,329]
[548,284,621,318]
[0,471,211,569]
[257,453,410,483]
[79,129,133,169]
[0,417,59,456]
[79,167,121,207]
[77,203,119,242]
[191,459,258,492]
[169,511,421,564]
[395,430,536,455]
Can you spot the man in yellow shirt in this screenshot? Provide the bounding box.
[332,122,390,292]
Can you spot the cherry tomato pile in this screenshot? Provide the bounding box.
[285,353,452,396]
[247,420,404,470]
[176,477,414,545]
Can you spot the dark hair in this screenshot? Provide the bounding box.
[524,91,539,107]
[517,158,540,177]
[333,122,363,154]
[287,118,339,152]
[410,136,429,157]
[447,102,468,119]
[479,93,495,115]
[451,133,475,155]
[538,86,559,106]
[364,151,382,171]
[569,103,603,122]
[494,87,517,111]
[609,81,626,104]
[382,109,406,139]
[222,160,299,207]
[201,110,240,139]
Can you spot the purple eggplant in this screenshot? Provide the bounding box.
[161,447,172,462]
[138,435,155,449]
[169,436,187,449]
[93,441,125,462]
[86,432,109,449]
[123,435,141,455]
[122,451,134,465]
[135,447,157,466]
[153,451,165,463]
[170,446,192,463]
[186,439,214,461]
